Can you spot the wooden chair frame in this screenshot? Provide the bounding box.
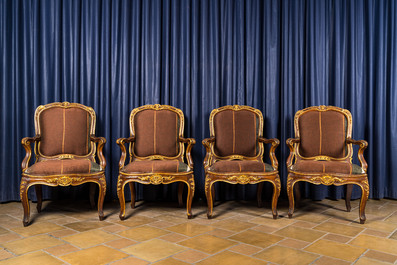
[20,102,106,226]
[203,105,280,219]
[286,105,369,224]
[117,104,196,219]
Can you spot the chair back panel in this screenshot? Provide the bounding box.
[39,107,91,156]
[133,109,179,157]
[213,109,258,157]
[298,109,347,158]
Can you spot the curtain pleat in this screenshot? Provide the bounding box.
[1,0,396,202]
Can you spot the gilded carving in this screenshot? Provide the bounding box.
[311,175,346,185]
[46,176,85,186]
[314,156,331,161]
[20,179,28,199]
[138,175,175,184]
[228,175,260,184]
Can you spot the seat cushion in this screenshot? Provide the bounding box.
[25,159,101,175]
[290,160,364,175]
[209,160,274,173]
[39,107,91,156]
[213,109,258,157]
[122,160,189,173]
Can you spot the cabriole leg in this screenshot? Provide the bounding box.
[118,177,126,220]
[97,176,106,221]
[359,181,369,224]
[205,177,214,219]
[20,179,30,226]
[129,182,135,209]
[186,177,195,219]
[287,176,296,218]
[35,184,42,213]
[345,184,353,212]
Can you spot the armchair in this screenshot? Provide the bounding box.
[20,102,107,226]
[286,105,369,223]
[203,105,281,219]
[117,104,196,219]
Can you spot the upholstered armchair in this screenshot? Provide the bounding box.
[20,102,106,226]
[203,105,280,219]
[286,105,369,223]
[117,104,196,219]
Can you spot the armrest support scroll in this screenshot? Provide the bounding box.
[286,138,300,168]
[259,137,280,170]
[21,135,41,171]
[346,138,368,172]
[116,136,135,170]
[179,137,196,169]
[90,135,107,169]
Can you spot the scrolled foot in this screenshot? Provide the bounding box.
[273,214,278,220]
[207,213,213,219]
[23,220,29,227]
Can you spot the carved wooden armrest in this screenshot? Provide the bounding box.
[259,137,280,170]
[179,137,196,168]
[116,137,136,169]
[21,135,41,171]
[202,137,215,170]
[346,138,368,172]
[90,135,107,169]
[286,138,300,168]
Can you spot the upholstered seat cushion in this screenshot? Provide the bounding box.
[209,160,274,173]
[122,160,189,173]
[290,160,364,175]
[25,159,101,175]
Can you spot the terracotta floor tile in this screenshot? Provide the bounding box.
[0,227,9,235]
[101,224,129,233]
[350,234,397,255]
[294,212,331,223]
[277,238,310,249]
[314,221,363,237]
[157,215,188,224]
[178,234,237,254]
[45,243,80,256]
[305,239,366,262]
[354,257,392,265]
[0,233,21,243]
[389,230,397,240]
[229,229,283,248]
[173,249,209,263]
[10,222,64,237]
[50,216,80,225]
[60,245,128,265]
[64,221,111,232]
[110,256,149,265]
[122,238,185,262]
[159,233,189,243]
[251,224,279,234]
[197,250,267,265]
[116,215,156,227]
[291,220,318,229]
[205,228,236,237]
[361,220,397,233]
[362,228,391,238]
[47,228,78,238]
[63,229,120,248]
[255,245,319,264]
[228,243,262,255]
[0,215,22,229]
[322,233,352,243]
[1,234,63,255]
[166,222,215,236]
[0,249,14,260]
[105,238,137,249]
[364,250,397,263]
[118,225,169,241]
[312,256,351,265]
[0,251,63,265]
[249,216,295,228]
[275,226,325,242]
[149,220,175,228]
[152,257,190,265]
[213,219,256,232]
[384,212,397,223]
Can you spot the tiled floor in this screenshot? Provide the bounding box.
[1,198,397,264]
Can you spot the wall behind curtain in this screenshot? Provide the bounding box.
[1,0,396,203]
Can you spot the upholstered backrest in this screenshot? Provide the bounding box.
[133,108,180,157]
[298,109,348,158]
[212,108,259,157]
[38,106,91,156]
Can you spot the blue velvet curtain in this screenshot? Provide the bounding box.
[1,0,396,203]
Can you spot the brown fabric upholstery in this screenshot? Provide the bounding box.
[134,110,179,157]
[122,160,189,173]
[25,159,100,175]
[39,107,90,156]
[213,110,257,157]
[299,110,346,158]
[290,160,364,175]
[209,160,274,173]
